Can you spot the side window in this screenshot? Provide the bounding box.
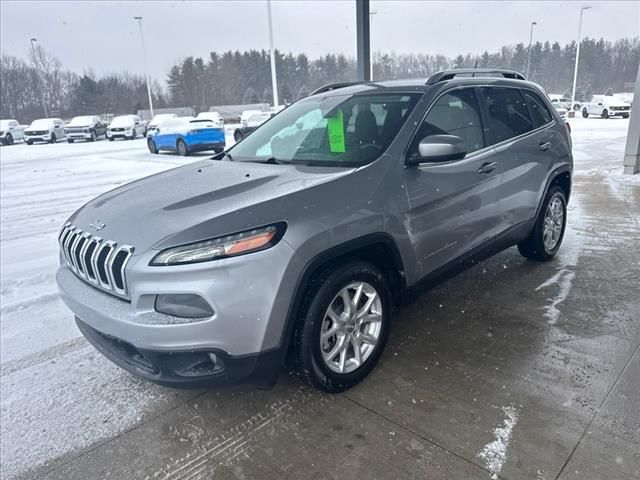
[481,87,533,144]
[411,88,485,155]
[523,91,553,128]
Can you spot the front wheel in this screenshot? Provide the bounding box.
[293,261,391,393]
[67,139,74,144]
[582,108,589,118]
[147,138,158,154]
[5,134,13,145]
[622,114,629,119]
[176,139,189,156]
[601,109,609,119]
[108,137,114,141]
[90,131,97,142]
[234,130,243,142]
[50,133,56,144]
[518,186,567,261]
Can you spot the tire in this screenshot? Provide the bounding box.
[622,114,629,119]
[27,140,33,145]
[5,134,13,145]
[129,130,136,140]
[90,131,97,142]
[147,138,158,154]
[234,130,243,142]
[67,139,74,143]
[518,186,567,261]
[108,137,114,141]
[176,139,189,156]
[582,108,589,118]
[292,261,392,393]
[601,109,609,119]
[50,133,56,144]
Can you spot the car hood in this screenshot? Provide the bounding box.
[67,160,352,253]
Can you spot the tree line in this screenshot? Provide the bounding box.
[1,37,638,123]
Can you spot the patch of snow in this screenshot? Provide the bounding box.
[478,405,519,479]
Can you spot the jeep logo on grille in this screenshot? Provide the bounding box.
[89,219,106,231]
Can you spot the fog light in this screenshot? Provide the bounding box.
[155,294,214,318]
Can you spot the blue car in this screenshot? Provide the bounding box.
[147,117,225,156]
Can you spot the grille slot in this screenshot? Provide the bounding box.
[58,223,134,297]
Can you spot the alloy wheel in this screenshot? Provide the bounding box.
[320,282,383,374]
[543,196,564,252]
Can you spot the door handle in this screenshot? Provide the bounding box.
[538,141,552,151]
[477,162,498,174]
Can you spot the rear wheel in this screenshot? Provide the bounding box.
[147,138,158,154]
[176,139,189,156]
[601,109,609,119]
[582,108,589,118]
[518,186,567,261]
[293,261,391,393]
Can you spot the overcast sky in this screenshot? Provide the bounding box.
[1,1,638,83]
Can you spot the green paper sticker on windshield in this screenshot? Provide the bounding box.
[327,110,345,153]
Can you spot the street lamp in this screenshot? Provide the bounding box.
[29,38,48,117]
[526,21,537,78]
[133,16,154,119]
[570,6,592,115]
[369,9,377,80]
[266,0,279,107]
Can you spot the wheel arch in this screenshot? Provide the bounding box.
[536,166,572,219]
[278,234,407,356]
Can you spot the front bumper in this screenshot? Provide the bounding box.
[67,132,93,140]
[24,134,51,142]
[56,239,299,387]
[107,130,133,138]
[76,317,281,388]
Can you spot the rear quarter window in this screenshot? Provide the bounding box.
[523,90,553,128]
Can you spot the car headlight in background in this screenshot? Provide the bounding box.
[150,223,286,266]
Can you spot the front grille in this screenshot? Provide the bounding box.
[67,127,88,133]
[110,127,125,132]
[59,223,134,297]
[27,130,48,135]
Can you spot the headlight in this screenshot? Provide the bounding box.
[150,223,286,266]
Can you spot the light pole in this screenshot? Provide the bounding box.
[526,21,537,78]
[29,38,48,117]
[266,0,279,107]
[133,16,154,119]
[570,6,592,115]
[369,9,377,80]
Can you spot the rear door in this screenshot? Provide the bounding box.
[403,87,502,276]
[478,86,554,231]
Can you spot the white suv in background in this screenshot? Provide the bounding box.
[106,115,146,140]
[582,95,631,119]
[147,113,178,135]
[24,118,66,144]
[0,119,25,145]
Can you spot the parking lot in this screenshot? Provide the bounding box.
[1,118,638,480]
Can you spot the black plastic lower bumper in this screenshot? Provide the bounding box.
[76,317,283,389]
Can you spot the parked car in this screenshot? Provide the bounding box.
[65,115,107,143]
[233,112,272,141]
[552,104,568,120]
[147,117,225,155]
[106,115,146,140]
[240,109,263,126]
[548,95,581,111]
[582,95,631,119]
[23,118,66,144]
[56,69,572,392]
[0,119,24,145]
[147,113,178,135]
[195,111,224,127]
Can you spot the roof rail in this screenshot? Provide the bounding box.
[426,69,526,85]
[310,81,364,95]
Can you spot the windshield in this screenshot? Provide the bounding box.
[29,119,54,129]
[229,93,420,167]
[68,116,95,126]
[110,116,135,127]
[151,114,176,124]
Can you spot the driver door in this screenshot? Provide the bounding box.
[403,87,502,277]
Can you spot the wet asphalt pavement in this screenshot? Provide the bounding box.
[1,119,638,479]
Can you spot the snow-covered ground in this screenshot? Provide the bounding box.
[0,117,636,479]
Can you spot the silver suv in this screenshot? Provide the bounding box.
[57,69,572,392]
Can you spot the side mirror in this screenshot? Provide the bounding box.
[407,135,467,166]
[597,103,603,106]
